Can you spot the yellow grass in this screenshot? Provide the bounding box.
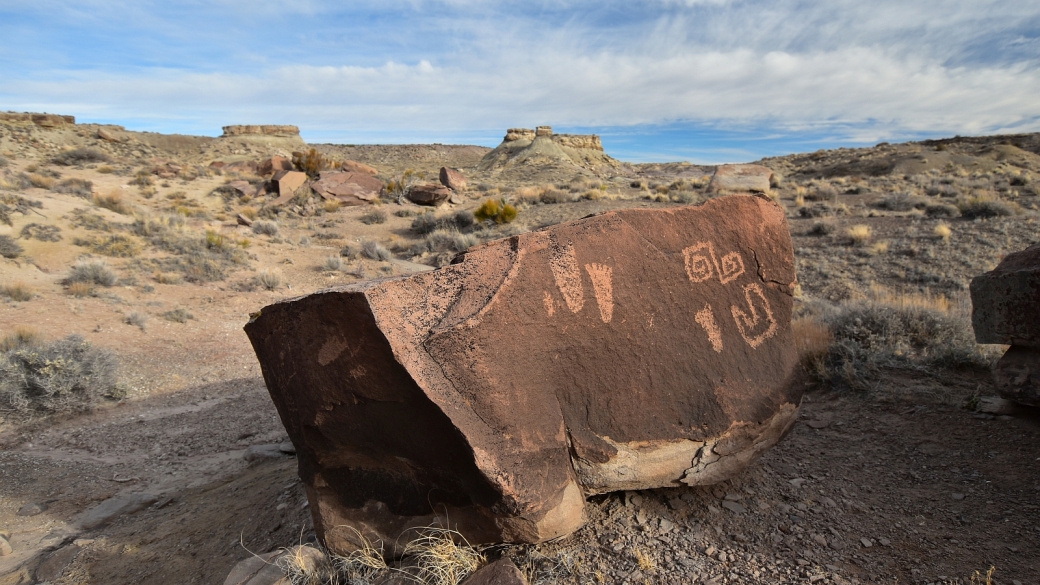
[846,224,872,245]
[93,190,132,214]
[934,222,952,242]
[1,281,34,302]
[66,281,93,297]
[0,326,41,351]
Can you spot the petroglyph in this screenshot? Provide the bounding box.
[683,241,745,285]
[549,239,585,313]
[695,305,724,352]
[584,263,614,323]
[731,283,778,348]
[718,251,746,284]
[543,291,556,316]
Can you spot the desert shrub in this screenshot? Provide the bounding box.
[252,220,280,236]
[958,196,1013,219]
[0,172,34,190]
[20,223,62,242]
[52,178,93,198]
[925,183,960,198]
[934,222,952,242]
[65,260,118,287]
[293,148,337,179]
[804,184,839,201]
[96,165,114,174]
[812,291,990,391]
[474,199,518,224]
[51,148,111,166]
[1,282,34,302]
[876,192,926,211]
[0,156,8,168]
[27,173,56,189]
[420,229,478,254]
[125,311,148,331]
[255,269,283,290]
[798,202,847,218]
[845,224,872,246]
[76,234,142,258]
[361,240,391,261]
[0,235,24,258]
[340,243,360,259]
[808,220,836,236]
[321,255,343,271]
[539,189,573,204]
[93,191,132,215]
[924,203,960,218]
[0,333,123,418]
[359,209,387,225]
[153,271,183,285]
[66,282,93,297]
[411,213,440,235]
[129,171,153,187]
[161,307,194,323]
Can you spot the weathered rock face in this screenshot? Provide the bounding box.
[273,170,308,199]
[341,160,378,175]
[259,156,294,176]
[971,243,1040,406]
[407,183,453,206]
[971,243,1040,347]
[0,112,75,127]
[222,125,300,137]
[245,195,800,554]
[707,164,774,195]
[439,167,467,190]
[311,171,383,205]
[479,126,617,174]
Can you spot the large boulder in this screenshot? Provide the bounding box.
[259,156,294,176]
[970,243,1040,347]
[407,183,453,206]
[341,160,378,175]
[439,167,467,191]
[971,243,1040,406]
[273,170,308,199]
[244,195,800,554]
[707,164,774,195]
[311,171,383,205]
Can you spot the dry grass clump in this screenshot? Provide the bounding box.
[74,234,142,257]
[359,209,387,225]
[1,282,34,302]
[66,282,93,297]
[27,173,56,189]
[808,220,836,236]
[153,272,183,285]
[239,206,259,220]
[161,307,193,323]
[845,224,872,246]
[925,202,960,218]
[933,222,952,242]
[401,528,484,585]
[96,165,115,174]
[93,190,132,215]
[65,259,118,287]
[51,147,110,166]
[321,255,343,271]
[328,527,389,584]
[252,220,280,236]
[0,332,124,419]
[255,269,283,290]
[0,234,24,258]
[124,311,148,331]
[414,230,478,257]
[361,241,392,261]
[293,148,339,179]
[52,178,93,198]
[957,194,1014,218]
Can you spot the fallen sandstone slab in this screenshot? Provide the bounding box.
[245,194,801,553]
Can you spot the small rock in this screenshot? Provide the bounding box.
[951,493,965,500]
[721,500,747,515]
[236,214,254,227]
[244,444,287,462]
[35,544,83,582]
[860,538,873,548]
[462,558,528,585]
[0,535,12,556]
[17,502,46,516]
[812,534,828,547]
[723,493,742,501]
[635,509,648,525]
[627,492,644,507]
[821,497,837,508]
[789,478,806,487]
[878,537,891,546]
[659,519,675,532]
[805,419,831,429]
[278,439,296,454]
[77,493,158,530]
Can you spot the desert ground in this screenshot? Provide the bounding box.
[0,117,1038,585]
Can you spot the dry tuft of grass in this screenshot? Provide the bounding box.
[255,269,283,290]
[124,311,148,331]
[66,282,93,297]
[329,526,389,584]
[934,222,952,242]
[65,259,118,287]
[401,527,484,585]
[0,326,41,351]
[321,255,343,271]
[93,190,132,215]
[1,282,35,302]
[634,548,655,572]
[0,235,24,258]
[845,224,872,246]
[239,206,258,220]
[869,240,889,255]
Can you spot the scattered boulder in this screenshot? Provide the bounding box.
[259,156,294,177]
[97,128,123,142]
[226,180,260,198]
[311,171,383,205]
[273,170,308,199]
[210,161,227,169]
[223,551,283,585]
[244,195,800,553]
[227,160,260,174]
[16,502,46,516]
[439,167,467,191]
[224,546,330,585]
[463,558,528,585]
[971,243,1040,406]
[76,493,158,530]
[341,160,378,175]
[406,183,453,206]
[707,164,774,195]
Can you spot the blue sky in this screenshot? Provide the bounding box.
[1,1,1039,163]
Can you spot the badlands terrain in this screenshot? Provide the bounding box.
[0,114,1038,585]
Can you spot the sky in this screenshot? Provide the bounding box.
[1,1,1039,163]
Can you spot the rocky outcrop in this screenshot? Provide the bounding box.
[341,160,378,176]
[222,125,301,138]
[259,156,294,176]
[311,171,383,205]
[0,112,76,127]
[707,164,774,195]
[971,242,1040,405]
[244,195,801,554]
[406,183,453,205]
[439,167,467,190]
[478,126,617,173]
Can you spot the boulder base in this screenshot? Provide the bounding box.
[312,171,383,205]
[970,243,1040,347]
[994,345,1040,406]
[244,195,801,554]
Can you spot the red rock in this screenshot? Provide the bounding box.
[259,156,294,176]
[994,346,1040,406]
[970,243,1040,347]
[462,559,527,585]
[707,164,774,194]
[244,195,800,553]
[209,161,227,168]
[226,161,259,174]
[439,167,467,191]
[225,180,258,198]
[274,170,308,199]
[311,171,383,205]
[341,160,378,175]
[407,183,453,206]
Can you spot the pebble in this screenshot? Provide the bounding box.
[723,493,742,501]
[860,538,873,548]
[813,534,828,547]
[721,501,747,515]
[659,519,676,532]
[789,478,807,487]
[878,537,891,546]
[17,502,46,516]
[950,493,965,500]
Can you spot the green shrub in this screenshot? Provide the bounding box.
[474,199,518,223]
[0,333,123,418]
[51,148,111,166]
[0,235,24,258]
